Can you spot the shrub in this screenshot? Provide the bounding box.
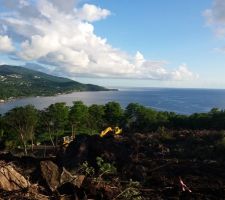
[96,156,117,176]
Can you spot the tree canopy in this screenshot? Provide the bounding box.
[2,101,225,151]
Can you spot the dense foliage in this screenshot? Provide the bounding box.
[0,65,110,99]
[1,101,225,153]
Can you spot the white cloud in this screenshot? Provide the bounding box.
[135,51,145,67]
[18,34,61,60]
[171,64,199,81]
[204,0,225,52]
[0,0,197,81]
[204,0,225,38]
[2,0,29,9]
[204,0,225,25]
[75,4,111,22]
[50,0,77,13]
[0,35,14,52]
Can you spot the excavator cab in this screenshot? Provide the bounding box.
[62,135,74,147]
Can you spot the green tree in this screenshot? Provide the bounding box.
[124,103,141,131]
[104,101,123,127]
[124,103,158,132]
[4,105,38,154]
[168,113,189,129]
[88,104,105,133]
[156,112,169,127]
[208,109,225,129]
[69,101,89,137]
[0,114,6,149]
[0,114,4,137]
[40,103,69,146]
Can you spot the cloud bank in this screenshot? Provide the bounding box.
[0,0,197,80]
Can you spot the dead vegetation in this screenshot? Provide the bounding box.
[0,130,225,199]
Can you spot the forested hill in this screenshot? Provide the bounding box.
[0,65,110,99]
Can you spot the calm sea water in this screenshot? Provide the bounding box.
[1,87,225,115]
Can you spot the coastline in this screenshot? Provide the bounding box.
[0,88,118,104]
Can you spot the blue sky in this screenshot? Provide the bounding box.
[0,0,225,88]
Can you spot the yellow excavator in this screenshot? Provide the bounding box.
[100,126,122,137]
[61,126,122,147]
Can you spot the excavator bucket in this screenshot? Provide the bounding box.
[114,127,122,135]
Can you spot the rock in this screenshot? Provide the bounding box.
[40,160,86,194]
[60,168,85,188]
[0,163,29,191]
[40,160,60,192]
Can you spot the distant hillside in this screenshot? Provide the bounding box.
[0,65,111,100]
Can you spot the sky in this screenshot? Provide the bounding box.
[0,0,225,88]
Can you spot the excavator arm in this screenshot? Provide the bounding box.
[100,127,113,137]
[100,126,122,137]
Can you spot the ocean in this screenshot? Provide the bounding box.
[1,87,225,115]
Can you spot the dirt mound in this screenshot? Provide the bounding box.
[60,135,132,171]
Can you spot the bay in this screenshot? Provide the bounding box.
[1,87,225,115]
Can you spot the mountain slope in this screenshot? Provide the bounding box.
[0,65,110,99]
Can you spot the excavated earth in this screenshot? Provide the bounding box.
[0,131,225,199]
